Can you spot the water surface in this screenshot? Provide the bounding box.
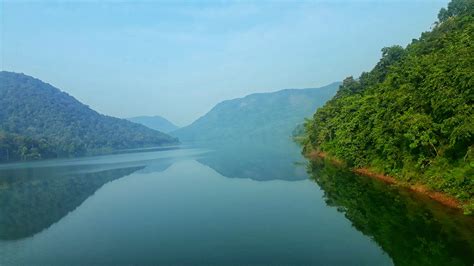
[0,140,473,265]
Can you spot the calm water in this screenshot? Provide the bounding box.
[0,139,473,266]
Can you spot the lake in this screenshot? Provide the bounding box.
[0,139,473,266]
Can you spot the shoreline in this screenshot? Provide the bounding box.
[307,150,463,210]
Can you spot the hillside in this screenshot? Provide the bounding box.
[303,0,473,213]
[127,115,179,133]
[172,82,340,142]
[0,72,178,162]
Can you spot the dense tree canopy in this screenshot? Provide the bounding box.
[303,0,473,212]
[0,72,179,162]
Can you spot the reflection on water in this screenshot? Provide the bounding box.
[308,158,474,266]
[197,138,307,181]
[0,166,143,240]
[0,147,197,241]
[0,140,473,265]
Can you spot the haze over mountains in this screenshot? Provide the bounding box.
[0,71,339,162]
[172,82,340,142]
[127,116,179,133]
[0,72,178,162]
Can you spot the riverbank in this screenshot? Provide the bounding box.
[306,150,465,211]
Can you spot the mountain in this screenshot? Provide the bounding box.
[172,82,340,142]
[0,72,179,162]
[303,0,473,213]
[127,115,179,133]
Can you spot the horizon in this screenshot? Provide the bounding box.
[1,0,473,264]
[0,70,340,128]
[1,0,448,126]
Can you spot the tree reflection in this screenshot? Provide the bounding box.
[0,166,143,240]
[308,159,474,266]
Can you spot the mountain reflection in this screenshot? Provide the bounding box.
[0,166,144,240]
[0,147,204,241]
[197,138,307,181]
[308,159,474,266]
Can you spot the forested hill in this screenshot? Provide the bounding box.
[127,115,179,133]
[303,0,473,213]
[0,72,178,162]
[172,82,340,142]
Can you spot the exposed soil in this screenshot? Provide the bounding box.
[307,150,462,210]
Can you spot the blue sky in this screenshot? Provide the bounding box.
[1,0,448,126]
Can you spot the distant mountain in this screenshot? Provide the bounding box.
[128,115,179,133]
[0,71,178,162]
[172,82,340,142]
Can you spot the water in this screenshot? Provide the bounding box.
[0,139,473,265]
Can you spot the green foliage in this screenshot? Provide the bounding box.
[438,0,474,23]
[0,130,55,161]
[304,0,474,207]
[0,72,179,162]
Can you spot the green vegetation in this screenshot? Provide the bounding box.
[308,159,474,266]
[172,82,340,142]
[302,0,473,213]
[0,131,56,161]
[0,72,179,162]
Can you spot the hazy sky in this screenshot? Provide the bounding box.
[1,0,448,126]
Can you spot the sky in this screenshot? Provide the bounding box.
[1,0,449,126]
